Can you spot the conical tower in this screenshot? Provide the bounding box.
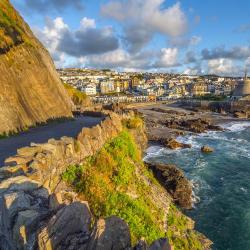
[232,70,250,100]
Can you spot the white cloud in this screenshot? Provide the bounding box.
[101,0,187,52]
[154,48,179,68]
[35,16,119,63]
[34,17,68,65]
[80,17,96,30]
[183,67,202,75]
[207,58,236,75]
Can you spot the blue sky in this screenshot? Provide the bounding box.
[11,0,250,75]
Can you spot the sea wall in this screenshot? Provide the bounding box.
[179,99,250,116]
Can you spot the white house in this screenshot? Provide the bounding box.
[81,84,97,96]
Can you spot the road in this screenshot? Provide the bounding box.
[0,116,103,166]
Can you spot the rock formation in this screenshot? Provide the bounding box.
[201,146,214,153]
[0,0,72,134]
[0,112,211,249]
[147,163,193,209]
[161,138,191,150]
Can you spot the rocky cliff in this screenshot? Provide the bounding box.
[0,112,212,249]
[0,0,72,135]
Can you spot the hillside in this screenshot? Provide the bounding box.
[0,0,72,135]
[0,113,212,249]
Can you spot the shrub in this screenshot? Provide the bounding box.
[63,83,88,106]
[122,116,144,130]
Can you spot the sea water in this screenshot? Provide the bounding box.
[144,121,250,250]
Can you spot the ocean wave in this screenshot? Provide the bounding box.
[240,187,248,193]
[176,135,202,149]
[220,121,250,132]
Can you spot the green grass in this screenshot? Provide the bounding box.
[122,116,144,130]
[63,83,89,106]
[62,131,166,244]
[62,129,207,248]
[167,205,203,250]
[0,0,34,51]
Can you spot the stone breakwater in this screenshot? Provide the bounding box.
[0,112,143,250]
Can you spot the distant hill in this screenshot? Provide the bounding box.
[0,0,72,134]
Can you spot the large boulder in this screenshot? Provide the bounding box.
[38,201,92,250]
[201,146,214,153]
[162,138,191,150]
[87,216,131,250]
[147,163,193,209]
[150,238,172,250]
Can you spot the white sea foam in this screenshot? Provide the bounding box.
[176,135,202,149]
[144,146,165,162]
[220,121,250,132]
[240,187,247,193]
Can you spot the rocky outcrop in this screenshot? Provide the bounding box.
[161,138,191,150]
[164,118,223,133]
[147,163,193,209]
[0,112,212,249]
[0,113,128,249]
[0,0,72,135]
[87,216,131,250]
[201,146,214,153]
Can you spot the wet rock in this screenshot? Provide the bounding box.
[201,146,214,153]
[162,138,191,150]
[147,163,192,209]
[234,111,248,119]
[87,216,131,250]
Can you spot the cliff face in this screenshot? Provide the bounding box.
[0,0,72,134]
[0,112,212,249]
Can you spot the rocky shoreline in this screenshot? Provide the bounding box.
[129,102,247,221]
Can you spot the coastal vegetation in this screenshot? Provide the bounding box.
[122,115,144,129]
[0,0,34,52]
[63,83,90,106]
[62,123,205,248]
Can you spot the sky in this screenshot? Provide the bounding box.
[10,0,250,76]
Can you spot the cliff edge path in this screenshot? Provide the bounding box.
[0,116,103,166]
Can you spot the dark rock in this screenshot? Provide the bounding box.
[201,146,214,153]
[162,138,191,150]
[134,240,149,250]
[38,201,92,249]
[149,238,172,250]
[147,163,192,209]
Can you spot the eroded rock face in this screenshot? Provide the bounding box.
[87,216,131,250]
[146,163,193,209]
[0,0,72,134]
[38,202,92,250]
[0,113,132,250]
